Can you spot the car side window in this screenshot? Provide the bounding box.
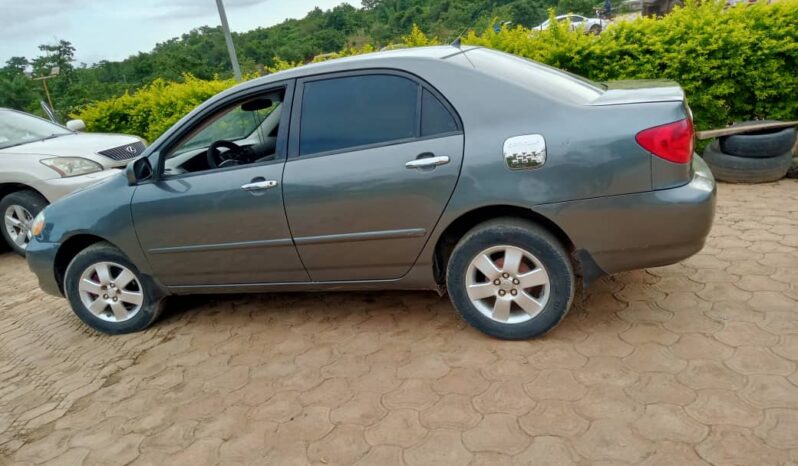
[162,90,284,176]
[421,88,458,137]
[299,74,418,155]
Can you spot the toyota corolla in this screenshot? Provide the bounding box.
[26,46,715,339]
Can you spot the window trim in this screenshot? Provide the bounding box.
[152,80,295,180]
[288,69,462,160]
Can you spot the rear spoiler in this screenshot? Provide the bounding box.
[589,80,685,106]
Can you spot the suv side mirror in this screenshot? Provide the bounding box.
[66,119,86,131]
[126,156,153,186]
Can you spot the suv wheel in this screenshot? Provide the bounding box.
[0,190,47,256]
[64,242,163,334]
[446,218,575,340]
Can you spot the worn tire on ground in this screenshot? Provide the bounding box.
[702,143,792,183]
[719,121,796,158]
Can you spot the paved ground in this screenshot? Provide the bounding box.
[0,180,797,466]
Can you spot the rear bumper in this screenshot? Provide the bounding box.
[537,156,716,277]
[26,239,62,297]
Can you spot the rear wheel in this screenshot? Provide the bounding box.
[0,190,47,256]
[446,218,575,340]
[64,242,163,334]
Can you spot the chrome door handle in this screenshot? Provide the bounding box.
[405,155,450,169]
[241,180,278,191]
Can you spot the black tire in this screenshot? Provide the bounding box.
[0,190,48,256]
[719,121,796,158]
[702,143,792,183]
[446,218,575,340]
[589,24,602,35]
[64,242,163,334]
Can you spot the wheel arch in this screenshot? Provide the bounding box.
[54,234,117,294]
[0,183,48,202]
[432,205,578,286]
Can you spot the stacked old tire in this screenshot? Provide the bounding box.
[702,121,796,183]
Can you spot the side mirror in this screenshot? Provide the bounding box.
[66,119,86,131]
[126,156,153,186]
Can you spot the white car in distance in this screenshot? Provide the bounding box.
[536,14,605,34]
[0,108,145,255]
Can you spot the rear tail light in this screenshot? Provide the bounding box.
[635,118,694,164]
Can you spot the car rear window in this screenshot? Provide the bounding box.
[466,48,604,104]
[421,89,458,137]
[299,74,418,155]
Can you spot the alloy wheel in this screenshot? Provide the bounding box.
[4,205,33,250]
[77,261,144,322]
[465,245,550,324]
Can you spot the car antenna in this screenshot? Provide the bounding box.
[450,9,486,48]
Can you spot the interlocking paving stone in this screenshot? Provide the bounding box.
[0,180,797,465]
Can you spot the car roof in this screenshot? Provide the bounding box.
[222,45,476,95]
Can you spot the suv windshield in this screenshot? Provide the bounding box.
[0,109,72,150]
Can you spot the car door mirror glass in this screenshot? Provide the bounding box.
[126,155,153,185]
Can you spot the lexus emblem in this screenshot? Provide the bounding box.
[125,145,138,154]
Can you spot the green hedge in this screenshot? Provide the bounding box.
[75,75,237,142]
[76,0,797,141]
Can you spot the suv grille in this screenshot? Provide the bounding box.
[98,141,145,161]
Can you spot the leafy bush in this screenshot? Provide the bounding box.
[75,75,237,142]
[77,0,797,140]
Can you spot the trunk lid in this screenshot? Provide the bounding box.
[590,80,694,190]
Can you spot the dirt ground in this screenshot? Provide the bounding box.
[1,180,797,465]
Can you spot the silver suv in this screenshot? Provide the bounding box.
[0,108,145,254]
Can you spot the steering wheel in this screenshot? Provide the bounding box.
[207,140,244,169]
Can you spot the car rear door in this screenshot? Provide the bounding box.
[282,71,464,281]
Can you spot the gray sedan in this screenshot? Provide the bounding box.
[26,46,715,339]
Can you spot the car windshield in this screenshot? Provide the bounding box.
[0,110,72,150]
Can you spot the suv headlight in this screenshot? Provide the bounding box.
[41,157,103,177]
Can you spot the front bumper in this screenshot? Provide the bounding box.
[26,238,62,297]
[31,169,122,203]
[537,156,716,277]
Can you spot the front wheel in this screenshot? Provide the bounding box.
[0,190,47,255]
[446,218,575,340]
[64,242,163,334]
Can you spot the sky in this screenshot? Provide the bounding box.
[0,0,357,65]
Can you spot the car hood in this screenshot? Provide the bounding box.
[0,132,145,168]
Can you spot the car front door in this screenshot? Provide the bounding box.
[131,82,309,286]
[282,72,464,281]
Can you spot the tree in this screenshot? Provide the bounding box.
[508,0,550,27]
[32,40,75,76]
[3,57,29,75]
